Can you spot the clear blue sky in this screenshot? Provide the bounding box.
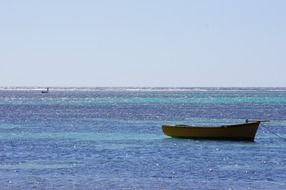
[0,0,285,87]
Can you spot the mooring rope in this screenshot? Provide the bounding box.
[261,123,286,141]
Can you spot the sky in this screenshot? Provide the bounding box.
[0,0,285,87]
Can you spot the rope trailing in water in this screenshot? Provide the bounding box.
[261,123,286,141]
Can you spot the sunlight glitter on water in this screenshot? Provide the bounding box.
[0,88,286,189]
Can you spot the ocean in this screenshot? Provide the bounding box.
[0,87,285,190]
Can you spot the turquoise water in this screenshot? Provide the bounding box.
[0,88,286,189]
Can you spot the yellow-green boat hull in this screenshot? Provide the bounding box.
[162,122,260,141]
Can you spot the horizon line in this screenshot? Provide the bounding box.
[0,86,286,89]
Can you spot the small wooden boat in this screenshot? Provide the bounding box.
[41,88,49,93]
[162,120,264,141]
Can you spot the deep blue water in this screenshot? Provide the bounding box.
[0,87,286,190]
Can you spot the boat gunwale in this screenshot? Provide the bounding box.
[162,121,260,129]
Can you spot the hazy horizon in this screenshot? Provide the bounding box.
[1,86,286,89]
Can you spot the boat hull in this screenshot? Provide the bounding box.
[162,122,260,141]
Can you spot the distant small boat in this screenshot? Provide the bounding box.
[162,120,266,141]
[41,88,49,93]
